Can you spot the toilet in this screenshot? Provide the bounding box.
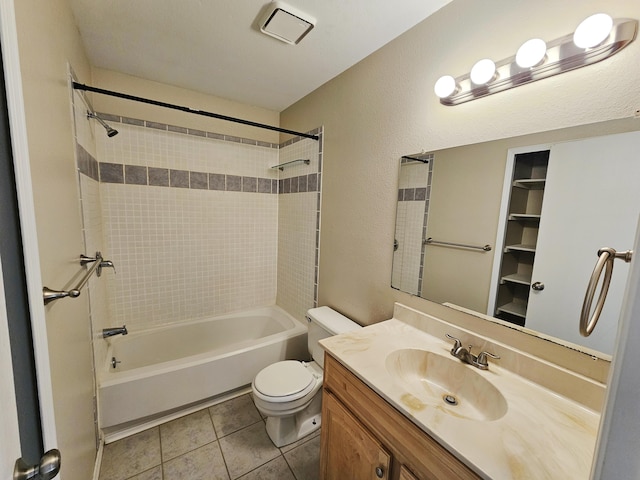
[251,306,361,447]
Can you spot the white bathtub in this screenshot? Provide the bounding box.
[98,305,308,428]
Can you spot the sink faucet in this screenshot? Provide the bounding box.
[102,325,127,338]
[445,333,499,370]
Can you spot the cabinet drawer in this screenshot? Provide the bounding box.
[323,353,480,480]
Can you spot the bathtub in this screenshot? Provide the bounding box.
[98,305,308,428]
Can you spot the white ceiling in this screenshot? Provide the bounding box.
[69,0,451,112]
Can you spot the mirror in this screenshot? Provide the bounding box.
[392,118,640,356]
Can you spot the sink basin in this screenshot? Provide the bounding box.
[385,348,508,421]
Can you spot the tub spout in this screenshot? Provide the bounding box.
[103,325,127,338]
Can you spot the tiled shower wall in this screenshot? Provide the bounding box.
[72,86,110,444]
[391,156,433,295]
[276,135,322,321]
[76,109,321,331]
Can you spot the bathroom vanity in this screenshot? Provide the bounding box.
[321,353,479,479]
[319,303,604,479]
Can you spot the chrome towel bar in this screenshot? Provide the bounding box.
[424,237,492,252]
[270,158,310,171]
[42,252,115,305]
[580,247,633,336]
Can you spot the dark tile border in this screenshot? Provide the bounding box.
[96,112,320,150]
[76,143,99,181]
[82,159,283,194]
[82,159,321,195]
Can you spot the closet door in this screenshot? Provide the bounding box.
[526,131,640,354]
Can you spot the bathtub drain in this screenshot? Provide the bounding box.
[443,394,458,406]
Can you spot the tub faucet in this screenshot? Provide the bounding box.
[445,333,500,370]
[103,325,127,338]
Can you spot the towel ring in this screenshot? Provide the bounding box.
[580,247,633,337]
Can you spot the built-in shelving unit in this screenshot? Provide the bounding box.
[494,150,550,326]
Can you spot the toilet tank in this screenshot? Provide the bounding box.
[306,306,361,368]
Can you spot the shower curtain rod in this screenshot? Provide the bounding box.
[72,82,319,141]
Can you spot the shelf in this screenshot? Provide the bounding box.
[512,178,546,189]
[504,244,536,253]
[508,213,541,222]
[496,301,527,318]
[500,273,532,286]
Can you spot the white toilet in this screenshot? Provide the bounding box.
[251,306,361,447]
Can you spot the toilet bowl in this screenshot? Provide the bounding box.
[251,306,361,447]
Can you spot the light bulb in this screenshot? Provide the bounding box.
[516,38,547,68]
[573,13,613,49]
[434,75,457,98]
[470,59,497,85]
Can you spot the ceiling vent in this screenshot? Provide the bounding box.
[259,2,315,45]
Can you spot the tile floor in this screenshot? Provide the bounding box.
[99,394,321,480]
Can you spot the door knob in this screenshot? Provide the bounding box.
[13,449,61,480]
[532,282,545,291]
[375,466,384,478]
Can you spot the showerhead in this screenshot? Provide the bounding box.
[87,111,119,137]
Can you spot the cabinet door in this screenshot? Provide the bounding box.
[526,131,640,354]
[321,391,391,480]
[398,465,419,480]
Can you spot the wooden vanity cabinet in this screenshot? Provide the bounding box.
[320,354,481,480]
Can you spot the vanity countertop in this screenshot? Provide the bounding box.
[320,316,601,480]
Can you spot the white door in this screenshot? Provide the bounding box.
[526,131,640,354]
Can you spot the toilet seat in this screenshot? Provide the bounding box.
[253,360,317,403]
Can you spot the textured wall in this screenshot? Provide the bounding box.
[280,0,640,326]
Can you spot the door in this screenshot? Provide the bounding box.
[321,392,391,480]
[0,255,60,480]
[0,254,21,479]
[526,131,640,354]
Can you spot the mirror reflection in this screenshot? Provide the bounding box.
[392,118,640,356]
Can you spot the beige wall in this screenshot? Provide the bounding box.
[90,68,280,144]
[280,0,640,326]
[13,0,96,478]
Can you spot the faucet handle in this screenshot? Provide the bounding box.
[475,351,500,369]
[445,333,462,352]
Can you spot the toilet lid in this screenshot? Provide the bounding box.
[254,360,314,398]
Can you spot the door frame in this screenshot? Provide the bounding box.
[487,142,551,317]
[0,0,58,453]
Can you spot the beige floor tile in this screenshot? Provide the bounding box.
[160,409,216,461]
[218,422,281,479]
[100,428,161,480]
[209,394,262,437]
[237,456,296,480]
[163,442,229,480]
[129,465,162,480]
[284,435,321,480]
[280,428,321,454]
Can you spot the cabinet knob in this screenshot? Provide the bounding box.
[532,281,545,291]
[375,466,384,478]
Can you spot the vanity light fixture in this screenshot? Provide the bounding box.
[573,13,614,49]
[434,14,637,105]
[433,75,457,98]
[515,38,547,68]
[470,59,497,85]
